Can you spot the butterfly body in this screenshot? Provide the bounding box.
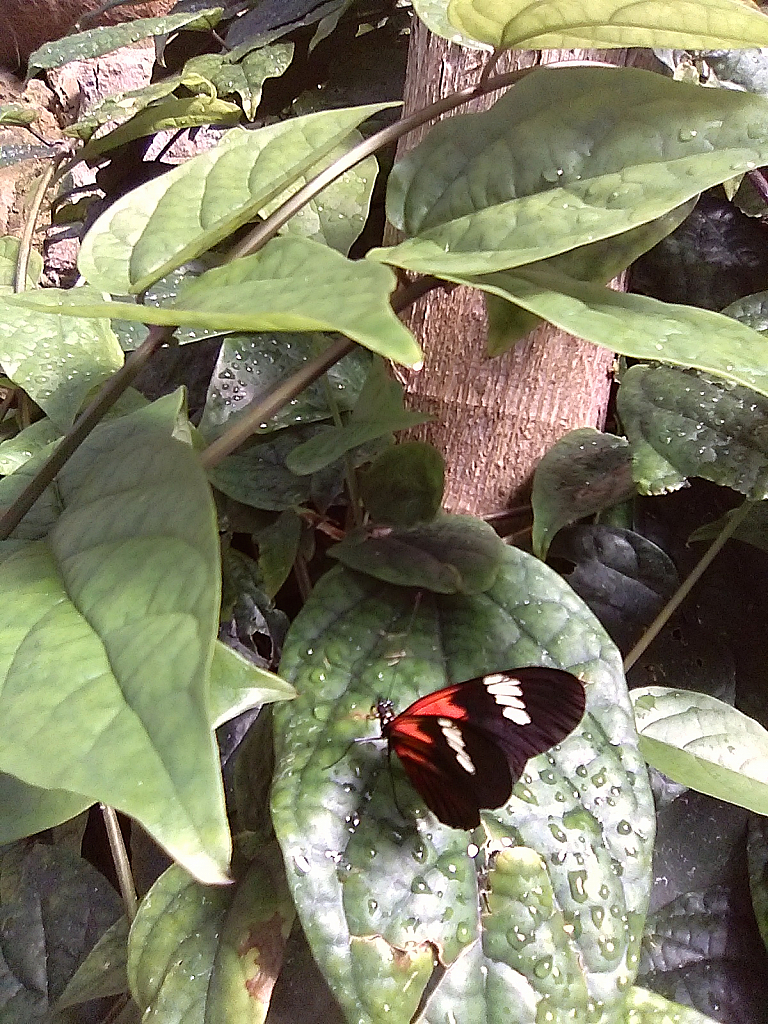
[378,668,586,830]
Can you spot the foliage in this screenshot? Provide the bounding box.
[1,1,768,1022]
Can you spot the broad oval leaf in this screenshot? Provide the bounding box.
[271,545,654,1024]
[78,102,397,295]
[328,515,505,593]
[451,266,768,399]
[631,686,768,816]
[0,392,230,883]
[360,441,445,526]
[618,363,768,499]
[447,0,768,51]
[531,428,635,559]
[16,238,423,368]
[371,66,768,276]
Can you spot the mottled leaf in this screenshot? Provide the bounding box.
[618,364,768,499]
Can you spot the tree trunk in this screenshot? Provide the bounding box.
[392,23,636,516]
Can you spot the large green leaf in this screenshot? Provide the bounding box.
[271,544,654,1024]
[631,686,768,815]
[27,8,224,74]
[449,266,768,399]
[0,290,123,430]
[0,773,91,846]
[618,363,768,499]
[15,238,421,367]
[0,392,230,883]
[181,42,294,121]
[77,103,397,295]
[446,0,768,50]
[128,851,294,1023]
[531,428,635,559]
[370,66,768,276]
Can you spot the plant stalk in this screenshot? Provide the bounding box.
[101,803,138,921]
[623,500,753,671]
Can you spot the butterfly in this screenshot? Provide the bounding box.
[376,667,586,830]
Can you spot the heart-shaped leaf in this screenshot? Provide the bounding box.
[0,392,230,883]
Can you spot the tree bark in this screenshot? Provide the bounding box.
[392,23,635,516]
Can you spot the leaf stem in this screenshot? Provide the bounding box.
[100,803,138,921]
[14,153,64,293]
[623,500,753,671]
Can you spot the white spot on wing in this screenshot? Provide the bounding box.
[485,675,532,725]
[437,717,476,774]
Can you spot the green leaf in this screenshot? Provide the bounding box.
[0,235,43,288]
[360,441,445,526]
[531,428,636,559]
[11,238,422,367]
[64,78,182,142]
[182,42,294,120]
[0,773,91,845]
[128,850,294,1022]
[208,426,348,511]
[449,266,768,399]
[447,0,768,50]
[0,290,123,430]
[486,202,696,354]
[370,66,768,276]
[209,640,295,729]
[624,986,720,1023]
[198,330,371,440]
[272,547,654,1024]
[722,288,768,334]
[58,916,130,1007]
[78,102,397,294]
[0,418,60,474]
[286,359,429,474]
[618,364,768,498]
[631,686,768,815]
[0,843,122,1018]
[256,510,303,598]
[78,94,242,162]
[0,103,37,126]
[27,8,224,73]
[0,392,230,884]
[328,514,509,594]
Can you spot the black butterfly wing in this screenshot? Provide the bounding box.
[384,668,586,828]
[385,714,513,829]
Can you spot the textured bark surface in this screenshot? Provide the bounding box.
[1,0,175,69]
[392,24,636,515]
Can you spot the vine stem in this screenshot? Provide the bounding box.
[100,803,138,921]
[623,500,753,672]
